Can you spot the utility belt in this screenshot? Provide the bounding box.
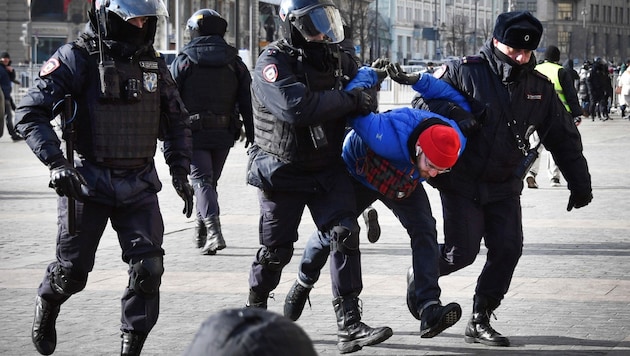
[97,157,152,170]
[190,112,231,131]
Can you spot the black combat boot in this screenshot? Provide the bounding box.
[464,295,510,346]
[246,288,269,309]
[284,279,312,321]
[333,295,393,354]
[121,332,147,356]
[200,215,226,255]
[193,217,207,248]
[32,296,60,356]
[419,302,462,338]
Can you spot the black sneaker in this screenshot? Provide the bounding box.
[362,206,381,243]
[284,280,312,321]
[32,296,60,356]
[420,302,462,338]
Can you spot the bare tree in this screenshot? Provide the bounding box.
[334,0,389,63]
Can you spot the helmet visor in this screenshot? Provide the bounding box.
[96,0,169,20]
[294,6,344,43]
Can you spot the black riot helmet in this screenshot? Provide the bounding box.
[88,0,168,46]
[186,9,228,39]
[278,0,344,45]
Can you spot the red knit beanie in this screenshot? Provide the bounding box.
[417,125,461,168]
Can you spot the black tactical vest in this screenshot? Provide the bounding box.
[180,62,238,130]
[253,43,349,171]
[90,57,161,168]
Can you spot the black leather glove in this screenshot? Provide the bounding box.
[172,173,194,218]
[371,57,390,69]
[386,62,420,85]
[567,190,593,211]
[374,69,388,87]
[349,87,376,116]
[444,103,479,137]
[49,161,88,202]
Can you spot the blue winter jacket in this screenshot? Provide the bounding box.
[342,67,468,192]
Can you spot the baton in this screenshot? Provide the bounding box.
[62,94,76,235]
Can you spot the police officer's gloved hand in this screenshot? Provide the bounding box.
[371,58,389,86]
[371,57,390,69]
[171,168,194,218]
[349,87,376,116]
[245,130,254,148]
[386,62,420,86]
[48,159,88,202]
[567,190,593,211]
[448,104,480,137]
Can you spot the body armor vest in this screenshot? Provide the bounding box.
[181,62,238,131]
[253,43,347,170]
[90,57,161,168]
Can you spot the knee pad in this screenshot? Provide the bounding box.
[129,256,164,298]
[330,224,360,256]
[256,245,293,272]
[50,264,88,296]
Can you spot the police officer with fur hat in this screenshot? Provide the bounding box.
[244,0,390,353]
[15,0,193,354]
[170,9,254,255]
[407,11,592,347]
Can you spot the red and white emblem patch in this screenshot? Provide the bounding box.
[39,58,61,77]
[262,64,278,83]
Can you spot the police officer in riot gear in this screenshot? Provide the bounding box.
[15,0,193,355]
[245,0,392,353]
[170,9,254,255]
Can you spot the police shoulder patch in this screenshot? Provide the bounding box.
[262,63,278,82]
[40,57,61,77]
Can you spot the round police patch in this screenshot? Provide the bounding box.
[39,58,60,77]
[262,64,278,83]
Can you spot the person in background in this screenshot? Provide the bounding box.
[587,57,613,121]
[15,1,193,355]
[409,11,592,347]
[526,45,586,189]
[577,61,591,113]
[244,0,391,353]
[616,59,630,119]
[170,9,254,255]
[563,57,580,92]
[0,51,22,140]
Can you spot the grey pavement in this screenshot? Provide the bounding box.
[1,109,630,356]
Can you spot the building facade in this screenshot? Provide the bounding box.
[1,0,629,69]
